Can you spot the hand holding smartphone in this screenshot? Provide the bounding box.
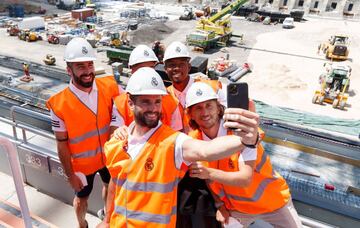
[227,83,249,110]
[225,83,259,147]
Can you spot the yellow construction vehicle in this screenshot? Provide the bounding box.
[110,31,130,48]
[312,64,351,110]
[110,32,122,48]
[7,24,20,36]
[187,0,248,51]
[43,54,56,65]
[18,29,39,42]
[318,34,349,60]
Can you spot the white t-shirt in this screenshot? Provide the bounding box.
[170,77,227,131]
[110,103,125,127]
[126,121,191,169]
[201,120,257,163]
[50,80,98,132]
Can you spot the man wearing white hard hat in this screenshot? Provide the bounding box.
[164,41,227,133]
[110,44,176,132]
[186,82,302,228]
[100,67,260,227]
[163,41,227,228]
[46,37,119,228]
[128,44,159,73]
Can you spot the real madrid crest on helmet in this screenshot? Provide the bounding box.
[175,46,181,53]
[144,50,149,57]
[145,158,154,171]
[196,89,203,96]
[228,158,235,169]
[82,46,88,54]
[151,77,158,87]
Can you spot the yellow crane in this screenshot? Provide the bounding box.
[187,0,248,51]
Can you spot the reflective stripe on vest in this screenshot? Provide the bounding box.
[105,124,182,227]
[47,76,119,175]
[225,178,277,203]
[189,128,290,214]
[114,205,177,224]
[72,146,102,159]
[113,178,181,193]
[69,125,110,145]
[255,149,268,173]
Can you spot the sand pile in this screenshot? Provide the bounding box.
[131,23,174,45]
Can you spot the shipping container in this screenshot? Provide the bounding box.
[71,8,94,21]
[18,16,45,31]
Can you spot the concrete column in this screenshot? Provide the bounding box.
[337,0,347,15]
[354,1,360,15]
[319,0,329,12]
[272,0,282,9]
[288,0,297,9]
[304,0,312,12]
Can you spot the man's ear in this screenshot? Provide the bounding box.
[164,64,170,75]
[187,61,192,73]
[66,65,73,76]
[128,97,135,111]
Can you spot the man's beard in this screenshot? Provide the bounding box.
[73,72,95,88]
[135,110,162,128]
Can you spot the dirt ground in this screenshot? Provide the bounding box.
[159,16,360,120]
[0,5,359,120]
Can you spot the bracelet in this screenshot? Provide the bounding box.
[56,137,68,142]
[242,133,259,148]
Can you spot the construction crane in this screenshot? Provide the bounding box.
[186,0,248,51]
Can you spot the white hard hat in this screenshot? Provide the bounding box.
[129,44,158,66]
[163,41,190,62]
[64,37,96,62]
[186,82,218,108]
[126,67,167,95]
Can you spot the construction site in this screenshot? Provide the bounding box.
[0,0,359,227]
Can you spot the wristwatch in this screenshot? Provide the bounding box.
[242,133,260,149]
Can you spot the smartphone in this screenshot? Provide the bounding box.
[227,83,249,110]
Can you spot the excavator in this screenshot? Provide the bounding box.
[186,0,248,51]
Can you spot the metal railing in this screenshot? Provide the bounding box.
[9,106,54,143]
[0,137,32,228]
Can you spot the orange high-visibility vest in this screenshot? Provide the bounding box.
[47,76,119,175]
[189,129,290,214]
[105,125,182,227]
[167,78,221,133]
[113,93,177,127]
[113,93,134,126]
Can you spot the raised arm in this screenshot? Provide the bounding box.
[183,108,260,162]
[190,160,255,187]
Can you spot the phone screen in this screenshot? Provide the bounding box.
[227,83,249,110]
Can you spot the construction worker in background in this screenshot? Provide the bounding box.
[98,67,260,227]
[152,40,166,62]
[164,41,227,133]
[186,82,302,228]
[163,41,226,228]
[20,62,33,82]
[110,44,176,132]
[46,37,119,228]
[128,44,158,74]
